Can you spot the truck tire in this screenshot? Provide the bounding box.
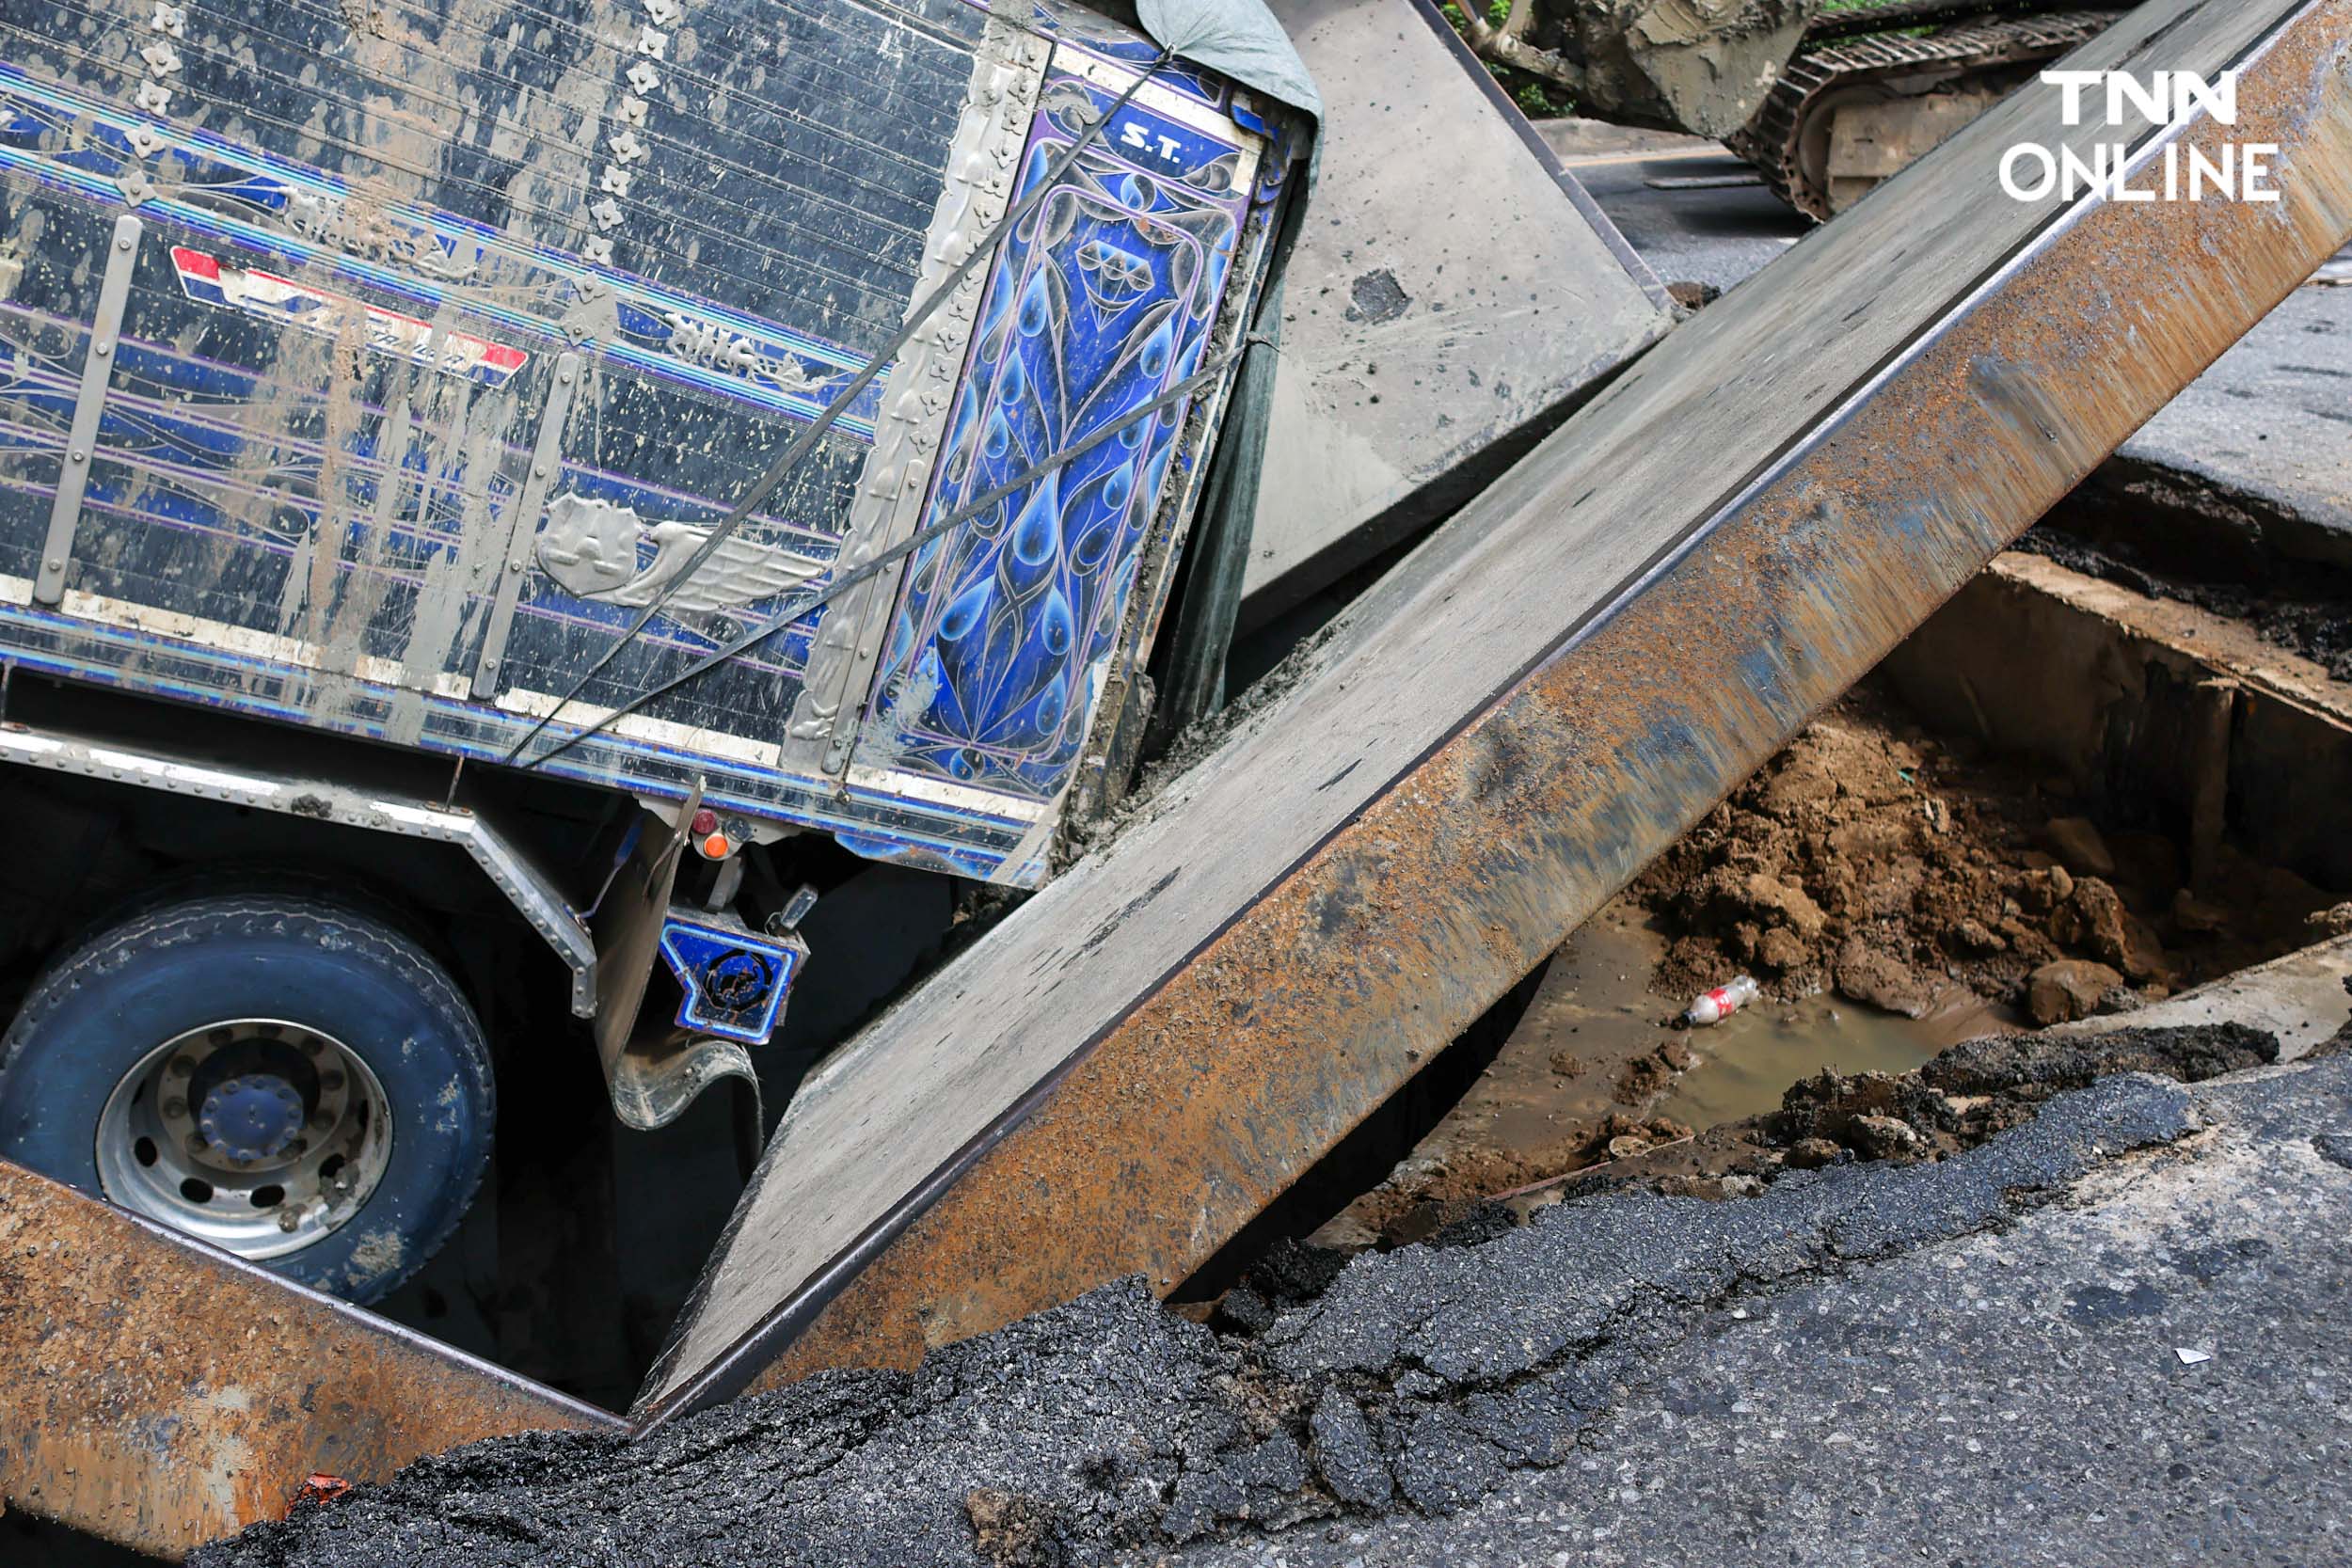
[0,892,494,1303]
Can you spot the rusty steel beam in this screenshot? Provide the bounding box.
[0,1161,622,1559]
[640,0,2352,1422]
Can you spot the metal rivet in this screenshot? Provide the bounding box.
[532,464,548,479]
[116,236,132,251]
[558,371,574,385]
[507,559,523,572]
[44,559,61,572]
[94,341,112,356]
[68,450,86,463]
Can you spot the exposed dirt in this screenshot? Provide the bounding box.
[1629,680,2337,1021]
[1308,911,1706,1248]
[1301,679,2345,1251]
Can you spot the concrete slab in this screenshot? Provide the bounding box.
[1236,0,1672,626]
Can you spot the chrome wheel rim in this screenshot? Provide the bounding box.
[95,1018,394,1260]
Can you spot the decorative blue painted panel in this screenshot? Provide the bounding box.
[860,71,1255,807]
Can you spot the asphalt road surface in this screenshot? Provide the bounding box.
[1175,1053,2352,1568]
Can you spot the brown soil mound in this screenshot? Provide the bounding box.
[1629,683,2332,1021]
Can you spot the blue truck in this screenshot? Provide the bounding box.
[0,0,1299,1300]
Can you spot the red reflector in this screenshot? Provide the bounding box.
[690,808,718,837]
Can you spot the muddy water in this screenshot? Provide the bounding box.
[1659,984,2015,1129]
[1326,896,2024,1241]
[1567,911,2017,1132]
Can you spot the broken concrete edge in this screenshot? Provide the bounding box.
[0,1158,625,1560]
[1531,115,1725,163]
[2083,451,2352,578]
[1889,547,2352,895]
[2039,931,2352,1059]
[186,1050,2343,1566]
[1978,550,2352,725]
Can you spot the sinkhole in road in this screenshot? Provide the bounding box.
[1184,524,2352,1281]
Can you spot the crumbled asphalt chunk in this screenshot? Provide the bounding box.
[1922,1022,2279,1097]
[1422,1197,1516,1248]
[2314,1131,2352,1170]
[1237,1237,1348,1307]
[1260,1075,2190,1386]
[1208,1283,1276,1336]
[1304,1387,1391,1510]
[194,1075,2197,1568]
[1162,1433,1311,1542]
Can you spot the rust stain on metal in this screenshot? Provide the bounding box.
[0,1161,622,1560]
[727,4,2352,1398]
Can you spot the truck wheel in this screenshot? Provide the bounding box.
[0,892,494,1303]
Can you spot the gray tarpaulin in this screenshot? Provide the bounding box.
[1138,0,1323,122]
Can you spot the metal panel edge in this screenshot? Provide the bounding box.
[0,1160,623,1560]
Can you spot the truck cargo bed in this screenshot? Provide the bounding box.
[0,0,1283,884]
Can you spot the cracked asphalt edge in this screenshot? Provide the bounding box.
[195,1059,2236,1568]
[1173,1047,2352,1567]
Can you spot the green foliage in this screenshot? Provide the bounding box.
[1516,78,1567,117]
[1438,0,1574,119]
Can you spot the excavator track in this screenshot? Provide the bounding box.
[1730,9,2125,220]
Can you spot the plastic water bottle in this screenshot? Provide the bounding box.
[1683,974,1760,1027]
